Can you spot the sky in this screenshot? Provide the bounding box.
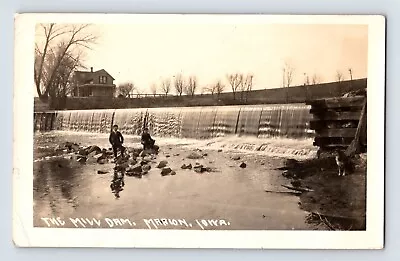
[36,22,368,95]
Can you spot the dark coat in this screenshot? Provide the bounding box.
[141,132,154,144]
[109,131,124,146]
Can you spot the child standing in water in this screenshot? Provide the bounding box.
[109,124,125,158]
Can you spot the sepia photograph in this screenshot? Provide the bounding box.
[13,14,385,248]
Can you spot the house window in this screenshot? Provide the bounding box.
[99,76,107,84]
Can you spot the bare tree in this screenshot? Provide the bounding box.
[161,78,171,96]
[117,82,135,98]
[35,23,97,101]
[47,47,84,108]
[303,73,310,85]
[282,62,295,103]
[244,74,254,102]
[174,74,185,96]
[215,80,225,98]
[205,84,219,96]
[150,83,158,97]
[311,73,321,85]
[282,62,295,88]
[227,73,243,100]
[238,74,247,101]
[185,76,197,96]
[336,70,344,82]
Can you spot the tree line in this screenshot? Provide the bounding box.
[117,73,254,102]
[34,23,356,106]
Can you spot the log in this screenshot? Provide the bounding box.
[281,184,314,193]
[346,98,367,157]
[264,189,302,195]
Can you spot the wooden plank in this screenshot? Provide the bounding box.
[312,111,361,121]
[310,120,359,130]
[307,96,365,108]
[316,128,357,138]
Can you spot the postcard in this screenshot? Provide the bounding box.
[13,13,385,249]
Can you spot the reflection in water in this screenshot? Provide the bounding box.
[33,158,81,216]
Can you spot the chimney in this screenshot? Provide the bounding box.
[90,67,93,72]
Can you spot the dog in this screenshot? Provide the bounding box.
[335,149,354,176]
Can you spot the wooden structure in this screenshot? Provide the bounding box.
[34,112,56,132]
[306,95,367,152]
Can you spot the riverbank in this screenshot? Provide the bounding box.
[277,155,367,230]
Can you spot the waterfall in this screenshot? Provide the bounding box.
[54,109,114,133]
[113,108,146,135]
[146,107,183,137]
[51,104,313,139]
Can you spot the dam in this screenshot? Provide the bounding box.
[34,104,314,139]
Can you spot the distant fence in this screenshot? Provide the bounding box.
[306,95,367,151]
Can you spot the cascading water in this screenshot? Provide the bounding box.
[54,109,115,133]
[113,108,146,135]
[146,107,183,138]
[51,104,313,139]
[237,105,264,137]
[211,106,241,137]
[179,107,203,139]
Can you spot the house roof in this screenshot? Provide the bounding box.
[75,69,115,80]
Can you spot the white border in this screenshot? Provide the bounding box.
[13,13,385,249]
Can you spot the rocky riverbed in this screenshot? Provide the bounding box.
[33,131,365,231]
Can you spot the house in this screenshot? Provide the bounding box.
[72,67,116,97]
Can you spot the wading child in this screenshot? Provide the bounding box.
[109,124,125,158]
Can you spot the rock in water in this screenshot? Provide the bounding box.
[194,165,206,173]
[140,160,150,166]
[187,152,203,159]
[157,160,168,168]
[161,167,172,176]
[232,155,241,161]
[181,163,193,170]
[143,155,152,162]
[218,149,223,152]
[239,162,247,168]
[170,171,176,176]
[97,157,107,164]
[126,165,142,176]
[93,153,103,159]
[97,170,108,174]
[87,145,102,155]
[142,165,151,172]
